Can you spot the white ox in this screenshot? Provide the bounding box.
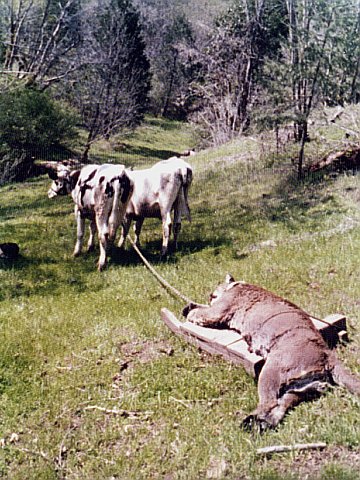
[47,163,134,270]
[119,157,192,256]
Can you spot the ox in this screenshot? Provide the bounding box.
[119,157,192,256]
[47,163,133,270]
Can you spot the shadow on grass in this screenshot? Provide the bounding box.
[110,237,228,267]
[255,168,342,232]
[0,235,230,303]
[0,254,58,271]
[125,145,181,163]
[145,117,184,131]
[90,146,181,168]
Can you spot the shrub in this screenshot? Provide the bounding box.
[0,87,78,184]
[0,87,78,152]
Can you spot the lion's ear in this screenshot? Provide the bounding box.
[225,273,235,284]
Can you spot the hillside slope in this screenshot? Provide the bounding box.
[0,111,359,479]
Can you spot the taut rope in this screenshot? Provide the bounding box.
[127,235,195,305]
[127,236,344,331]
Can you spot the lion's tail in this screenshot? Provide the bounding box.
[330,354,360,396]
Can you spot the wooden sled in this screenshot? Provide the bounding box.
[161,308,347,378]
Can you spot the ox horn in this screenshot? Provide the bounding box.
[36,159,83,177]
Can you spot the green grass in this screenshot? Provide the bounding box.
[0,112,360,479]
[86,116,199,168]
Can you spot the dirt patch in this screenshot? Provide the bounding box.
[117,339,174,369]
[263,445,360,479]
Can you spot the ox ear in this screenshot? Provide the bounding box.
[36,161,61,180]
[69,170,80,190]
[48,169,58,180]
[225,273,235,284]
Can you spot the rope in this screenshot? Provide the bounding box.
[127,235,344,331]
[127,235,195,304]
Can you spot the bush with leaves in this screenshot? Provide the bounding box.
[0,87,78,184]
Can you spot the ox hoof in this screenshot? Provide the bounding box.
[73,251,82,258]
[97,261,107,271]
[87,245,95,253]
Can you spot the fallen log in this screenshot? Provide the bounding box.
[309,145,360,173]
[161,309,347,378]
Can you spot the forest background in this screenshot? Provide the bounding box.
[1,0,360,183]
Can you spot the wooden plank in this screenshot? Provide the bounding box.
[227,340,264,377]
[181,322,242,345]
[311,313,347,348]
[161,308,264,376]
[161,308,182,335]
[180,322,220,342]
[161,308,347,379]
[180,324,266,375]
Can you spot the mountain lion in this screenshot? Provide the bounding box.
[183,274,360,430]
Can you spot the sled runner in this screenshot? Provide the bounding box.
[161,308,347,378]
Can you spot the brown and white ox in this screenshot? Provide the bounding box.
[119,157,193,256]
[47,163,133,270]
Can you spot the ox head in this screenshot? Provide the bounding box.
[44,162,81,198]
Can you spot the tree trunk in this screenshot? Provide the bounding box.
[162,51,178,117]
[297,120,307,179]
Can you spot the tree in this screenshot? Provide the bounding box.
[65,0,151,160]
[134,0,195,118]
[283,0,359,177]
[0,0,82,90]
[189,0,287,144]
[320,0,360,105]
[0,87,78,184]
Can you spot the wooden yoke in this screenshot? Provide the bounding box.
[161,308,347,378]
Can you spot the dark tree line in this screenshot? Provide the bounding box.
[1,0,360,182]
[0,0,151,182]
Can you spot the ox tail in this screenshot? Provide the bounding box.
[330,354,360,396]
[180,167,192,222]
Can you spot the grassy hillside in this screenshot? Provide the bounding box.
[0,113,359,479]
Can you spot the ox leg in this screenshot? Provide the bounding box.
[73,208,85,257]
[95,216,111,271]
[97,232,109,271]
[87,219,97,252]
[161,212,172,257]
[134,218,144,247]
[108,214,121,245]
[118,218,131,249]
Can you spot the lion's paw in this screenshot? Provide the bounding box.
[241,414,272,433]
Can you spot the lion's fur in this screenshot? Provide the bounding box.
[184,275,360,429]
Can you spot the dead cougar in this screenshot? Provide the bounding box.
[183,274,360,430]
